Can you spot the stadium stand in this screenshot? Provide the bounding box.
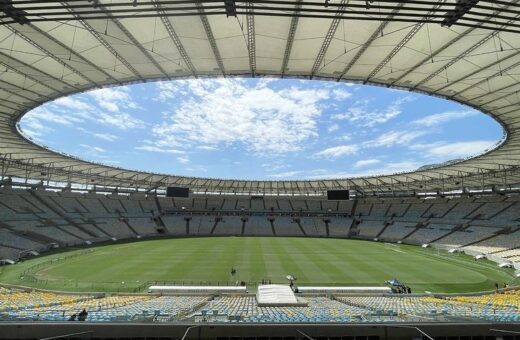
[190,216,215,235]
[193,295,384,323]
[2,2,520,336]
[213,216,242,235]
[433,226,504,249]
[126,217,157,236]
[326,217,352,237]
[464,230,520,255]
[337,294,520,322]
[271,216,301,236]
[2,187,520,268]
[357,220,386,239]
[1,286,519,323]
[379,222,416,241]
[404,224,454,245]
[244,216,273,236]
[162,215,186,235]
[298,218,327,237]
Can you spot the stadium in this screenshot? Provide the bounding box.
[0,0,520,339]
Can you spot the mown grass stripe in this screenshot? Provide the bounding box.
[0,237,516,293]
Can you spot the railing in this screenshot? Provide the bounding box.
[20,249,96,282]
[133,280,258,293]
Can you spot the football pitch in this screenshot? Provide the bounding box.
[0,237,517,293]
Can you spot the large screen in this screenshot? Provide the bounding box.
[166,187,190,198]
[327,190,350,200]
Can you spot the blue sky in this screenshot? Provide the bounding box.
[20,78,504,180]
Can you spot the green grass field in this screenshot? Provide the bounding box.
[0,237,517,293]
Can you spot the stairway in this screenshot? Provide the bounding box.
[29,190,98,239]
[12,229,59,245]
[429,224,467,244]
[294,219,307,236]
[269,219,276,236]
[155,216,169,233]
[210,218,220,235]
[401,222,427,241]
[121,218,139,236]
[375,221,392,238]
[462,230,506,248]
[324,219,330,237]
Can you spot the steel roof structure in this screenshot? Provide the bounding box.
[1,0,520,195]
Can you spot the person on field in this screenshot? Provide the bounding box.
[78,309,88,321]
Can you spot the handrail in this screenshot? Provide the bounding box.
[39,331,93,340]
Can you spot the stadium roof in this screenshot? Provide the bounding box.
[1,0,520,195]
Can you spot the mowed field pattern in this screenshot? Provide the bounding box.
[1,237,516,293]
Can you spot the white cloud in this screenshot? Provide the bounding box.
[262,162,290,172]
[332,96,413,127]
[314,145,358,159]
[267,171,302,178]
[365,130,426,148]
[413,140,497,158]
[19,116,54,137]
[92,132,118,142]
[197,145,218,151]
[25,108,83,126]
[53,97,92,111]
[184,165,207,173]
[101,101,118,112]
[338,134,352,141]
[77,127,118,142]
[88,87,137,112]
[21,107,86,141]
[332,89,352,100]
[412,110,477,127]
[98,112,144,130]
[79,144,106,155]
[23,86,144,142]
[328,124,339,133]
[155,81,188,102]
[150,79,329,154]
[21,79,497,181]
[134,145,185,154]
[354,159,380,167]
[303,161,422,179]
[177,156,190,164]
